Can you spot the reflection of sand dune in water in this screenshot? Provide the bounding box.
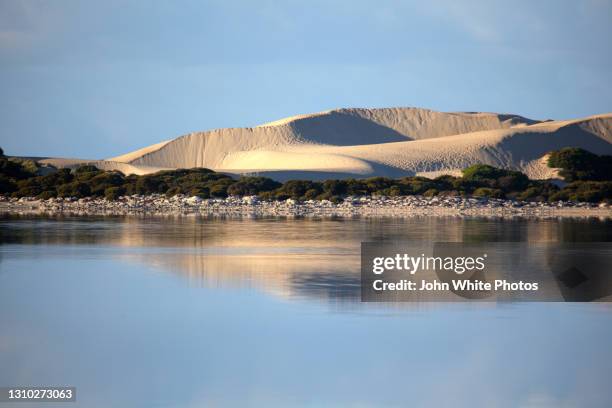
[106,216,565,249]
[142,253,362,301]
[134,248,568,303]
[4,215,603,302]
[36,108,611,181]
[4,215,609,303]
[108,217,588,303]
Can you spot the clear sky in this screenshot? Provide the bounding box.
[1,0,611,158]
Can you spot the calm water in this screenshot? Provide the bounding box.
[1,215,611,408]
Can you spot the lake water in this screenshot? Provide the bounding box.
[1,215,611,407]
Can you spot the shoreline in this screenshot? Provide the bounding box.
[1,195,610,219]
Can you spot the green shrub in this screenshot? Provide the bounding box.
[165,186,182,197]
[451,178,477,194]
[13,185,42,197]
[189,186,210,198]
[462,164,529,192]
[515,182,558,201]
[304,188,320,200]
[90,171,125,186]
[496,173,529,191]
[315,191,331,200]
[345,179,368,196]
[0,174,17,194]
[208,178,233,198]
[9,158,39,175]
[104,186,125,201]
[328,195,343,204]
[208,185,227,198]
[463,164,507,181]
[135,176,163,194]
[557,181,612,202]
[43,169,74,186]
[385,186,403,196]
[89,172,126,196]
[548,191,568,202]
[322,180,348,195]
[227,176,281,196]
[257,191,275,201]
[423,188,438,197]
[433,175,459,190]
[548,147,612,181]
[399,177,435,194]
[37,191,56,200]
[0,157,32,180]
[438,190,461,197]
[517,187,541,201]
[472,187,504,199]
[275,180,321,200]
[57,181,91,198]
[274,192,291,201]
[73,165,100,174]
[72,165,102,183]
[364,177,393,192]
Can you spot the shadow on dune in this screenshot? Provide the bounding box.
[289,110,411,145]
[498,124,612,162]
[241,160,413,182]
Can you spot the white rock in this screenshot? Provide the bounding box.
[186,196,203,205]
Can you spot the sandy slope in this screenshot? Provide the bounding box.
[107,140,171,163]
[39,158,170,175]
[274,114,612,178]
[114,108,541,169]
[39,108,612,180]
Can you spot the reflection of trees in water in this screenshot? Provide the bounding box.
[291,273,361,300]
[138,252,361,302]
[2,214,610,302]
[0,213,126,245]
[460,217,612,243]
[2,214,610,247]
[557,218,612,242]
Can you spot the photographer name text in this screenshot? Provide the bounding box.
[372,279,538,291]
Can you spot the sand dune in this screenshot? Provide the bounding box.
[221,150,375,174]
[278,115,612,178]
[40,108,612,180]
[39,158,170,175]
[108,140,171,163]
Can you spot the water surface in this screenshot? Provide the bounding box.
[1,215,611,407]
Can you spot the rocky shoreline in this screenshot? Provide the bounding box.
[1,194,610,218]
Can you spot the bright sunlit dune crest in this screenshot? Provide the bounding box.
[220,150,374,174]
[107,140,172,163]
[255,111,334,128]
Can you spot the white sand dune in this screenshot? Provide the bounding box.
[221,151,375,174]
[107,140,171,163]
[41,108,612,180]
[39,158,170,175]
[278,114,612,178]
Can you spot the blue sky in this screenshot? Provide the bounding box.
[1,0,611,158]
